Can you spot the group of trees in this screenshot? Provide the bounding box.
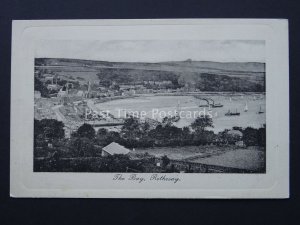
[93,115,225,148]
[34,77,50,97]
[243,126,266,147]
[34,115,266,160]
[192,73,265,92]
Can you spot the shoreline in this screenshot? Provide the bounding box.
[93,91,266,105]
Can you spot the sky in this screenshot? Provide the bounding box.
[35,40,265,63]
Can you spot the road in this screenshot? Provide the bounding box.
[52,105,66,122]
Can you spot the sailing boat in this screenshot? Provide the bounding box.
[173,101,181,122]
[258,106,264,114]
[244,102,248,112]
[225,108,240,116]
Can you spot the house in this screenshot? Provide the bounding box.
[227,129,243,138]
[47,84,60,91]
[101,142,130,157]
[76,90,85,97]
[44,76,54,84]
[34,91,41,99]
[57,86,68,97]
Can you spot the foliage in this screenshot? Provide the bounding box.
[161,155,170,167]
[34,154,150,172]
[121,116,148,140]
[242,126,266,147]
[217,129,241,145]
[76,123,95,139]
[34,77,49,97]
[34,119,65,141]
[191,115,214,132]
[68,137,98,157]
[99,79,112,88]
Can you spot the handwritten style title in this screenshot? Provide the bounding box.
[113,174,181,184]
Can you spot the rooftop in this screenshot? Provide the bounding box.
[102,142,130,155]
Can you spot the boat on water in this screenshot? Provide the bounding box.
[258,106,264,114]
[198,98,210,107]
[173,101,181,122]
[211,103,223,108]
[225,109,240,116]
[199,104,210,107]
[244,103,248,112]
[207,97,223,108]
[198,97,223,108]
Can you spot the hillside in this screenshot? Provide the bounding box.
[35,58,265,92]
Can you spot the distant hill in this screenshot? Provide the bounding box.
[35,58,265,92]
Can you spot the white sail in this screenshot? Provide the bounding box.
[244,103,248,112]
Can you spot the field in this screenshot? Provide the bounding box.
[135,145,240,160]
[35,58,265,92]
[134,145,265,171]
[192,147,265,170]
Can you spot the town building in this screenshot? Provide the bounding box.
[34,91,41,99]
[101,142,130,157]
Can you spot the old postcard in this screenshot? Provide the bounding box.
[10,19,289,198]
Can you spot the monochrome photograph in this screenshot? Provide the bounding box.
[10,19,289,198]
[33,40,266,173]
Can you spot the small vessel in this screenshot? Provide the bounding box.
[203,97,223,108]
[174,101,181,122]
[199,104,210,107]
[258,106,264,114]
[198,98,210,107]
[244,103,248,112]
[225,109,240,116]
[211,103,223,108]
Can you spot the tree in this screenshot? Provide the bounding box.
[121,116,143,139]
[77,123,95,139]
[242,127,259,147]
[111,84,120,91]
[162,116,174,127]
[191,115,214,132]
[161,155,170,167]
[257,125,266,148]
[97,128,108,136]
[99,79,112,88]
[34,77,49,97]
[69,137,97,157]
[34,119,65,141]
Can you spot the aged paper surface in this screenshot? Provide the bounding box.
[10,19,289,198]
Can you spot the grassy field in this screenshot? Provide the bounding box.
[134,145,265,171]
[134,145,241,160]
[192,148,265,170]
